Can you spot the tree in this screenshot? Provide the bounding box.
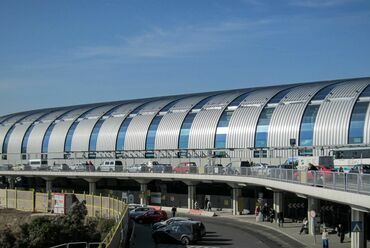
[0,226,16,248]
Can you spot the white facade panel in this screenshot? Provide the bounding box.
[155,112,188,149]
[188,109,224,149]
[70,119,98,152]
[109,102,145,116]
[47,120,74,156]
[139,99,177,114]
[26,123,50,154]
[203,91,243,108]
[169,95,210,111]
[96,116,125,151]
[84,104,118,118]
[364,101,370,144]
[124,115,155,150]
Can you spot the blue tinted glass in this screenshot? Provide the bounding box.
[269,89,291,104]
[311,84,338,101]
[229,92,250,107]
[193,96,214,110]
[360,85,370,97]
[299,105,320,146]
[215,134,227,148]
[21,125,34,154]
[116,118,133,150]
[64,122,79,152]
[161,99,182,112]
[178,113,196,149]
[2,126,16,153]
[255,108,274,148]
[42,123,56,153]
[145,116,163,150]
[348,102,368,144]
[89,119,105,151]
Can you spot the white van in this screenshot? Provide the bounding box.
[98,160,123,172]
[29,159,49,170]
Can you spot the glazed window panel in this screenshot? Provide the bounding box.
[348,102,369,144]
[64,122,79,152]
[299,105,320,147]
[116,118,133,151]
[145,116,163,150]
[255,108,274,148]
[89,119,105,152]
[178,113,196,149]
[21,126,35,154]
[2,126,16,154]
[42,123,56,153]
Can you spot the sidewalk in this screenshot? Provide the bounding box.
[216,212,353,248]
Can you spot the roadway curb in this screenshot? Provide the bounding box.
[218,215,307,247]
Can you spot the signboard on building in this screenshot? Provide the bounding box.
[351,221,363,232]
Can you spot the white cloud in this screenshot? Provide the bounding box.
[290,0,360,7]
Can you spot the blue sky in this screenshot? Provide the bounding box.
[1,0,370,116]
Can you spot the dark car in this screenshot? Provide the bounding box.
[152,164,173,173]
[152,221,201,245]
[129,207,155,219]
[152,217,193,230]
[349,164,370,174]
[135,210,167,224]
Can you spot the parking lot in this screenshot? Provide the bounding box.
[130,213,303,248]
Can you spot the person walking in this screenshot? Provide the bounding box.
[277,211,284,227]
[337,224,345,243]
[204,198,209,210]
[322,228,329,248]
[194,201,199,210]
[207,200,212,211]
[299,218,308,235]
[171,206,177,217]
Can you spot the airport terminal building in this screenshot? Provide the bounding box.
[1,77,370,164]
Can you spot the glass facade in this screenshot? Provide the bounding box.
[311,84,337,101]
[255,108,274,148]
[21,126,35,154]
[2,126,15,154]
[228,92,250,108]
[178,113,197,149]
[269,88,291,104]
[64,122,79,152]
[145,116,163,150]
[348,102,369,144]
[214,111,233,148]
[116,118,133,151]
[360,85,370,97]
[299,105,320,147]
[42,123,56,153]
[89,119,104,151]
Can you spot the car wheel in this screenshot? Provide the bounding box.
[181,236,191,245]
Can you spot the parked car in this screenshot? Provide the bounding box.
[152,217,206,237]
[152,217,193,230]
[152,164,172,173]
[134,210,167,224]
[50,163,70,172]
[127,164,149,173]
[222,163,240,175]
[152,221,201,245]
[0,164,12,171]
[129,207,155,219]
[12,163,31,171]
[29,159,48,170]
[128,203,145,211]
[349,164,370,174]
[204,164,223,174]
[98,160,123,172]
[173,162,197,174]
[69,163,87,172]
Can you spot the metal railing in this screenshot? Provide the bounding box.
[1,164,369,195]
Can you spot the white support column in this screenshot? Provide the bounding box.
[232,188,242,215]
[140,183,148,206]
[351,208,366,248]
[7,177,15,189]
[184,181,198,209]
[84,178,99,195]
[42,177,55,193]
[273,191,283,223]
[307,197,320,236]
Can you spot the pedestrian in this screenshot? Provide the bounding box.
[261,203,269,222]
[207,200,212,211]
[194,201,199,210]
[171,206,177,217]
[322,228,329,248]
[277,211,284,227]
[336,223,345,243]
[204,198,209,210]
[269,209,275,223]
[299,218,308,235]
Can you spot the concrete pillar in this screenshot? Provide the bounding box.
[84,178,99,195]
[42,177,55,193]
[273,191,283,223]
[140,183,148,205]
[307,197,320,236]
[7,177,15,189]
[232,188,242,215]
[187,184,196,209]
[351,208,366,248]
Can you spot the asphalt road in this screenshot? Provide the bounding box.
[131,214,304,248]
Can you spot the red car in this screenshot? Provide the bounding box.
[294,165,333,182]
[173,162,197,174]
[135,210,168,224]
